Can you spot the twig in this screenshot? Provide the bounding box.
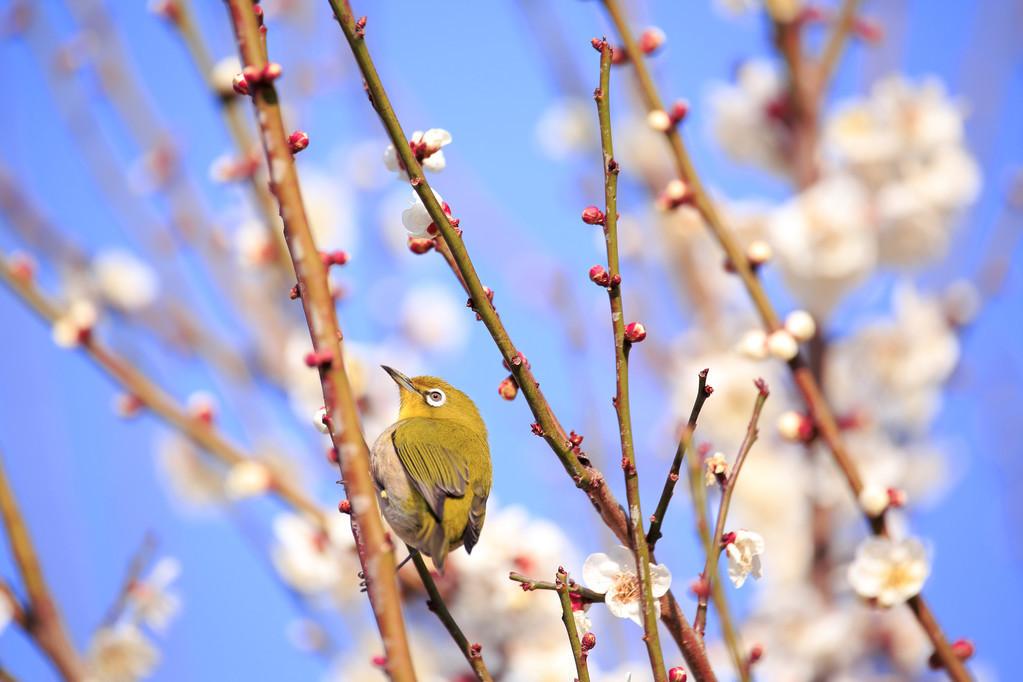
[555,567,591,682]
[593,39,666,682]
[322,3,714,676]
[0,257,325,526]
[598,3,971,678]
[647,369,712,549]
[508,572,606,603]
[222,3,417,680]
[692,383,768,665]
[0,451,85,680]
[817,0,865,98]
[100,533,158,627]
[408,550,493,682]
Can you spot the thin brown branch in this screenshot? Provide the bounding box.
[693,382,768,647]
[598,3,971,678]
[0,451,85,681]
[648,368,712,549]
[408,550,492,682]
[594,39,666,682]
[222,3,417,680]
[555,567,591,682]
[817,0,865,98]
[508,572,606,603]
[0,257,325,526]
[100,533,158,627]
[321,3,714,676]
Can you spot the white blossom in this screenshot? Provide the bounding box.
[708,60,789,174]
[384,128,452,174]
[766,329,799,360]
[858,484,890,517]
[224,460,272,500]
[233,218,276,268]
[399,284,469,353]
[767,174,876,316]
[155,435,226,510]
[582,545,671,625]
[726,529,764,587]
[270,512,362,604]
[705,452,730,486]
[784,310,817,342]
[400,189,445,238]
[92,250,159,312]
[534,97,596,160]
[127,557,181,632]
[52,299,98,348]
[209,56,242,97]
[85,624,160,682]
[847,537,929,606]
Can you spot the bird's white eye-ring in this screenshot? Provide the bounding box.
[425,388,446,407]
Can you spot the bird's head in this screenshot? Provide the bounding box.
[382,366,485,433]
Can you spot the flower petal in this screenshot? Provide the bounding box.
[581,552,618,593]
[649,562,672,598]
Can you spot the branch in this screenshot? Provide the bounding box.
[0,451,85,680]
[691,382,768,671]
[222,3,417,680]
[508,572,606,603]
[555,568,591,682]
[647,369,712,549]
[594,39,666,682]
[0,256,325,526]
[408,550,493,682]
[598,4,971,679]
[100,533,158,627]
[817,0,865,98]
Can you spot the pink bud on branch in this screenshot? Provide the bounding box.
[639,27,666,54]
[288,130,309,153]
[498,375,518,401]
[581,632,597,652]
[589,264,611,287]
[321,250,349,267]
[668,667,687,682]
[581,205,605,225]
[624,321,647,343]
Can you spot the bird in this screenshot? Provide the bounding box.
[371,366,492,571]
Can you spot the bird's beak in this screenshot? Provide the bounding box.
[381,365,417,394]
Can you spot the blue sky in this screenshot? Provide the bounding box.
[1,0,1021,679]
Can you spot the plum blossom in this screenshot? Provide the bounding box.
[224,460,272,500]
[726,529,764,587]
[708,60,789,175]
[705,452,730,486]
[270,512,362,605]
[126,557,181,632]
[399,284,469,353]
[52,299,98,348]
[384,128,452,174]
[400,188,445,238]
[582,545,671,625]
[85,624,160,681]
[156,435,226,510]
[92,249,159,312]
[847,537,929,606]
[767,174,876,316]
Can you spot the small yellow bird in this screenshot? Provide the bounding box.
[372,366,492,570]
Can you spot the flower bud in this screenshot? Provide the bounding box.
[288,130,309,154]
[929,638,974,669]
[113,393,144,418]
[408,237,434,254]
[263,62,283,82]
[232,72,250,95]
[665,179,689,203]
[639,27,666,54]
[784,310,816,342]
[887,487,907,508]
[321,250,349,267]
[187,391,217,424]
[858,484,889,517]
[646,109,672,132]
[668,667,687,682]
[580,632,597,651]
[581,205,605,225]
[498,376,518,401]
[748,644,764,664]
[766,329,798,360]
[225,460,272,500]
[624,321,647,343]
[777,410,813,442]
[736,329,768,360]
[7,252,36,282]
[589,264,610,286]
[314,407,330,433]
[338,499,352,514]
[746,239,773,266]
[590,37,606,52]
[689,576,710,599]
[669,99,690,125]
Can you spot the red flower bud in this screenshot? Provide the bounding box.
[262,62,283,82]
[321,250,349,267]
[498,376,518,401]
[589,264,610,286]
[929,638,974,669]
[232,73,250,95]
[327,447,339,464]
[669,99,690,124]
[338,499,352,514]
[590,37,606,52]
[668,667,687,682]
[887,487,907,508]
[407,237,434,254]
[639,27,666,55]
[624,321,647,343]
[748,644,764,664]
[581,632,597,651]
[288,130,309,153]
[689,576,710,599]
[581,205,605,225]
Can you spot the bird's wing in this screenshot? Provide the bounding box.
[461,481,488,555]
[391,418,475,522]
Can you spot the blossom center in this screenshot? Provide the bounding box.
[611,572,641,603]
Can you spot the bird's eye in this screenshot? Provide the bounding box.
[425,389,446,407]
